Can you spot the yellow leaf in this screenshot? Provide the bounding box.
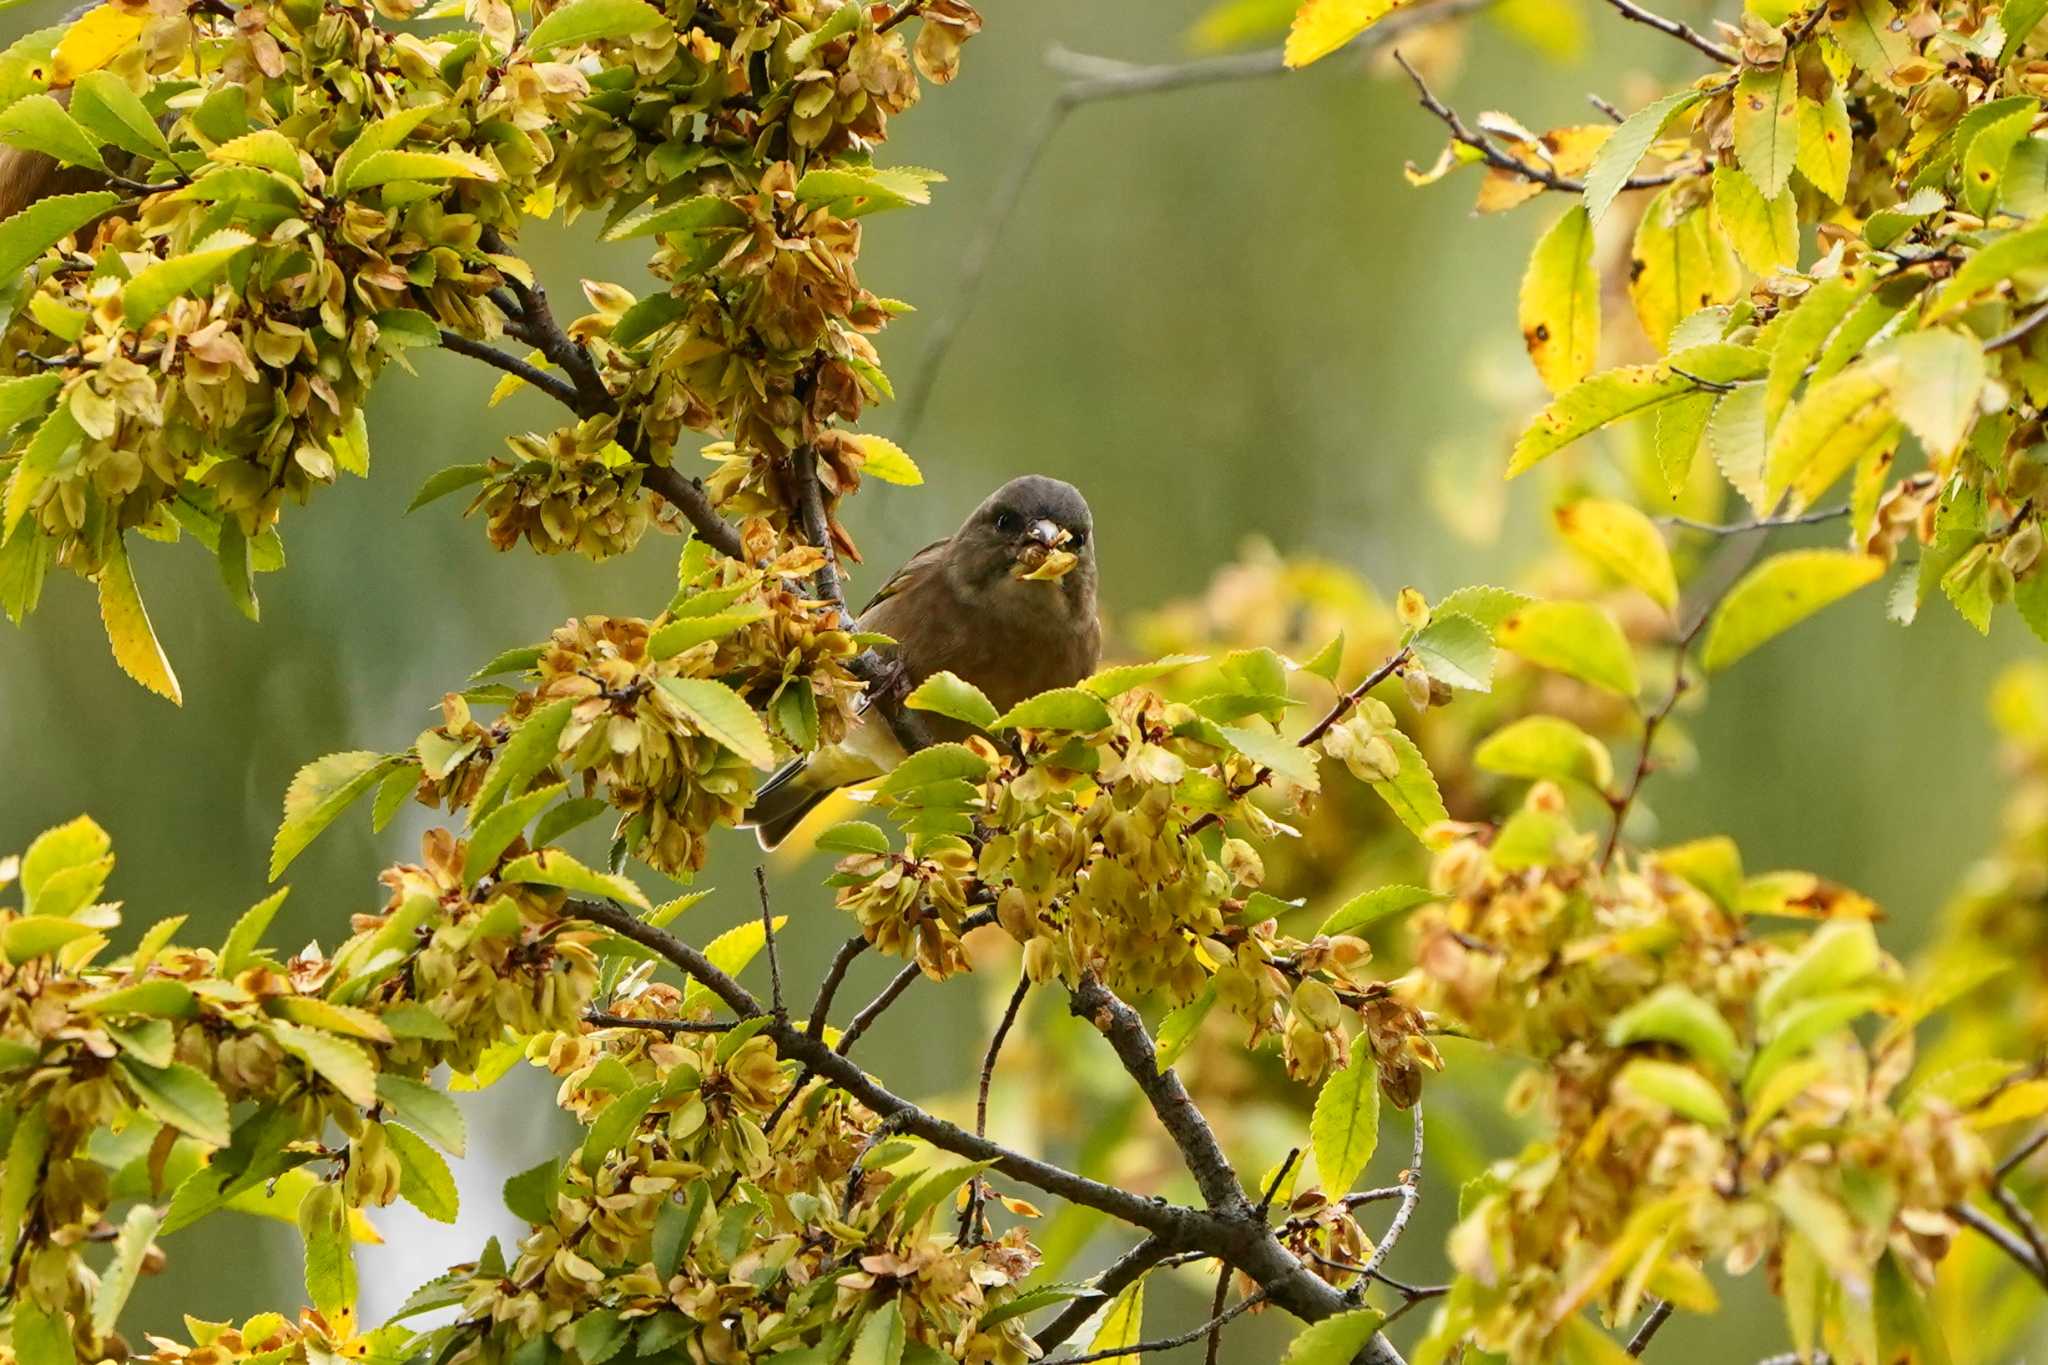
[1709,163,1797,275]
[1087,1279,1146,1361]
[51,4,148,85]
[1553,498,1678,611]
[1795,88,1851,201]
[848,433,922,485]
[1497,599,1640,696]
[1283,0,1401,67]
[487,349,551,407]
[97,536,181,704]
[1765,363,1897,510]
[1733,62,1800,199]
[1699,549,1885,671]
[1971,1077,2048,1128]
[1628,185,1740,350]
[1519,203,1599,394]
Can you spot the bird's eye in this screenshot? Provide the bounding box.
[1069,528,1088,547]
[993,510,1019,533]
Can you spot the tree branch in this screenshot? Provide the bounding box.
[808,936,869,1041]
[1627,1298,1674,1355]
[1598,0,1737,64]
[1952,1200,2048,1287]
[1657,504,1850,536]
[1356,1101,1425,1284]
[438,330,585,411]
[963,969,1034,1243]
[1044,1290,1269,1365]
[836,958,927,1056]
[1032,1236,1174,1354]
[896,0,1497,445]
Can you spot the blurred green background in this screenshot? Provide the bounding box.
[0,0,2032,1356]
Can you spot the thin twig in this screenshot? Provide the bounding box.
[1588,92,1625,122]
[1357,1101,1425,1284]
[1999,1126,2048,1181]
[1985,299,2048,351]
[1658,504,1850,536]
[1993,1182,2048,1288]
[583,1009,745,1034]
[1033,1237,1172,1354]
[808,937,869,1041]
[1598,0,1737,63]
[1627,1299,1675,1355]
[1394,52,1702,197]
[876,0,926,33]
[962,969,1034,1243]
[896,0,1497,445]
[835,959,925,1056]
[479,226,608,414]
[1043,1291,1269,1365]
[1202,1258,1233,1365]
[756,867,784,1022]
[1952,1201,2048,1286]
[438,330,584,411]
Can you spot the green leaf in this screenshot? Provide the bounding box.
[656,676,775,769]
[815,819,891,855]
[1929,220,2048,317]
[1509,344,1764,475]
[470,697,572,820]
[117,1057,230,1146]
[601,193,748,242]
[121,232,255,327]
[0,190,118,285]
[213,128,301,179]
[1707,382,1770,513]
[874,742,989,797]
[1606,984,1745,1079]
[20,813,109,911]
[1280,1308,1389,1365]
[572,1309,631,1365]
[97,534,182,704]
[849,432,923,484]
[679,916,785,1015]
[270,1022,378,1107]
[1407,611,1493,692]
[1085,1280,1143,1364]
[341,148,498,188]
[1,917,93,962]
[1583,89,1702,225]
[12,1299,73,1365]
[610,290,688,346]
[851,1300,908,1365]
[1710,162,1797,275]
[1155,984,1216,1068]
[1699,550,1885,671]
[1434,585,1531,631]
[647,606,767,659]
[388,1122,459,1222]
[1614,1058,1732,1128]
[1363,730,1447,843]
[1310,1049,1380,1195]
[1081,654,1206,698]
[652,1181,707,1278]
[905,669,1000,731]
[0,372,59,444]
[1554,499,1677,611]
[1745,991,1887,1105]
[526,0,666,52]
[1221,722,1320,791]
[787,0,862,60]
[6,402,77,546]
[298,1180,356,1317]
[794,165,943,217]
[1497,600,1639,696]
[0,1102,50,1267]
[90,1202,160,1337]
[1733,62,1799,199]
[218,887,289,977]
[502,1157,560,1223]
[271,751,401,879]
[69,72,165,160]
[374,1074,467,1156]
[993,687,1114,733]
[1519,203,1599,394]
[78,979,194,1018]
[1757,919,1881,1021]
[1473,715,1614,791]
[0,93,104,171]
[407,462,490,512]
[1964,106,2037,216]
[329,102,444,192]
[500,848,651,911]
[896,1159,994,1232]
[469,643,544,681]
[1318,885,1438,937]
[463,781,567,886]
[217,519,257,622]
[580,1081,659,1174]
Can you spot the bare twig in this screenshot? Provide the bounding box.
[1043,1290,1270,1365]
[896,0,1497,444]
[876,0,926,32]
[1952,1201,2048,1286]
[1627,1299,1675,1355]
[1985,299,2048,351]
[1357,1102,1425,1284]
[479,226,608,414]
[1598,0,1737,63]
[808,936,869,1041]
[1032,1237,1173,1354]
[584,1009,746,1034]
[1658,504,1850,536]
[1393,53,1702,197]
[835,959,925,1056]
[438,330,584,411]
[1588,92,1626,122]
[1999,1126,2048,1181]
[1993,1183,2048,1289]
[756,867,785,1021]
[962,969,1034,1243]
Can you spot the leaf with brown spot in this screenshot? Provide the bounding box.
[1734,63,1800,199]
[1518,203,1599,394]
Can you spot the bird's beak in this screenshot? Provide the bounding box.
[1026,519,1068,548]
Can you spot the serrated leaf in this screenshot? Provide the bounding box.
[1155,983,1215,1068]
[1629,185,1740,350]
[342,148,499,188]
[271,1022,378,1107]
[1280,1309,1389,1365]
[0,190,119,283]
[298,1181,355,1317]
[500,847,651,910]
[1081,654,1206,698]
[852,1299,909,1365]
[1365,730,1447,842]
[1710,162,1797,275]
[388,1122,459,1222]
[1831,0,1916,87]
[905,669,999,731]
[993,687,1115,732]
[0,93,105,172]
[526,0,666,52]
[1554,499,1677,611]
[6,383,84,546]
[272,751,399,879]
[1707,382,1770,513]
[90,1202,159,1337]
[1884,329,1984,460]
[600,194,747,242]
[463,781,566,886]
[118,1057,230,1145]
[1084,1279,1144,1363]
[1928,220,2048,317]
[874,742,989,796]
[97,535,181,704]
[219,887,289,977]
[1318,885,1438,937]
[1582,89,1702,225]
[1311,1049,1380,1195]
[266,997,394,1044]
[0,1102,48,1267]
[678,916,784,1015]
[502,1157,559,1222]
[1408,611,1493,692]
[1509,343,1765,475]
[1474,714,1614,791]
[375,1074,467,1156]
[1700,549,1885,671]
[122,233,255,326]
[1221,722,1320,791]
[655,676,775,768]
[470,697,572,819]
[1615,1058,1732,1128]
[70,71,168,160]
[1734,62,1800,199]
[849,432,922,485]
[1497,600,1639,695]
[12,1299,72,1365]
[646,606,767,660]
[816,820,891,855]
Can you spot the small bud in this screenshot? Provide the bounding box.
[1403,667,1432,711]
[2003,521,2044,577]
[1396,587,1430,631]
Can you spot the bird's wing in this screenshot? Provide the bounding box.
[857,537,951,618]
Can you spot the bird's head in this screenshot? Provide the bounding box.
[952,475,1095,590]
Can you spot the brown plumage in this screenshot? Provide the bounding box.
[743,475,1101,848]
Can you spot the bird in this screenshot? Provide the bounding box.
[743,474,1101,849]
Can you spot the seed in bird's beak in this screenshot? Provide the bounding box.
[1026,519,1068,548]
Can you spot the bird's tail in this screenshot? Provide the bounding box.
[740,713,906,849]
